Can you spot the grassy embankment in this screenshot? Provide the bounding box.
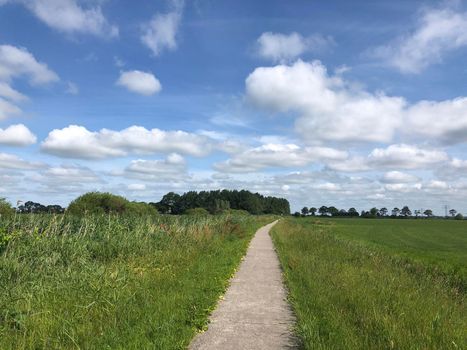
[0,213,272,349]
[271,218,466,349]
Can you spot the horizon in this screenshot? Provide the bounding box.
[1,0,467,215]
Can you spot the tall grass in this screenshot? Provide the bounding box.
[0,213,271,349]
[271,218,466,349]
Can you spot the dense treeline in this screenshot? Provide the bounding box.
[152,190,290,215]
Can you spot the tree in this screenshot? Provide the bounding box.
[401,206,412,217]
[328,206,339,216]
[392,207,400,217]
[369,207,379,217]
[414,209,421,218]
[0,198,14,216]
[455,213,464,220]
[309,207,317,216]
[301,207,309,216]
[379,207,388,217]
[293,212,301,217]
[348,207,359,217]
[423,209,433,218]
[449,209,457,217]
[319,206,328,216]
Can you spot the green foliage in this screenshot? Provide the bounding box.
[272,218,466,349]
[0,198,14,217]
[0,213,272,349]
[154,189,290,215]
[455,213,464,220]
[185,207,210,216]
[67,192,156,216]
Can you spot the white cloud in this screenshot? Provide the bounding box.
[141,0,184,56]
[215,143,348,173]
[372,4,467,73]
[327,144,448,172]
[0,152,44,170]
[0,124,37,146]
[381,171,419,184]
[246,60,406,143]
[407,97,467,144]
[1,0,118,38]
[116,70,162,96]
[0,45,59,85]
[425,180,448,190]
[0,97,21,120]
[41,125,212,159]
[123,154,187,181]
[128,183,146,191]
[256,32,334,62]
[0,82,27,101]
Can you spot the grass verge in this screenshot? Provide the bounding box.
[0,214,272,349]
[271,218,466,349]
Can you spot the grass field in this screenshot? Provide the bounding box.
[0,213,272,349]
[271,217,467,349]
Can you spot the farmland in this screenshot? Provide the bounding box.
[271,217,467,349]
[0,213,272,349]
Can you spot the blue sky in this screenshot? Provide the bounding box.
[1,0,467,215]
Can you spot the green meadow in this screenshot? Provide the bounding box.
[0,213,271,349]
[271,217,467,349]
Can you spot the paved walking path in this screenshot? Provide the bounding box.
[190,221,297,349]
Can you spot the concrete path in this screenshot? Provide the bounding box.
[190,221,297,350]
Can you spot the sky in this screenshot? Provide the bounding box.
[1,0,467,214]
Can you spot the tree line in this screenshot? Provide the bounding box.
[151,190,290,215]
[297,206,464,219]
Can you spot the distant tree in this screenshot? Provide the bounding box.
[401,206,412,217]
[379,207,388,217]
[338,209,347,216]
[319,206,328,216]
[449,209,457,217]
[309,207,317,216]
[301,207,309,216]
[293,212,301,217]
[46,205,65,214]
[414,209,421,218]
[455,213,464,220]
[392,207,400,217]
[158,192,182,214]
[328,206,339,216]
[348,207,359,217]
[423,209,433,218]
[369,207,379,217]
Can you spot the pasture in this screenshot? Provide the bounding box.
[0,213,271,349]
[271,217,467,349]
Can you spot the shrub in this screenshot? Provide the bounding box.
[0,198,14,217]
[67,192,157,216]
[185,208,210,216]
[455,213,464,220]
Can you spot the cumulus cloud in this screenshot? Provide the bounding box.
[327,144,448,172]
[256,32,334,62]
[0,45,59,85]
[0,124,37,146]
[123,153,187,181]
[246,60,406,143]
[41,125,212,159]
[381,171,419,184]
[246,59,467,145]
[215,143,348,173]
[116,70,162,96]
[1,0,118,38]
[141,0,184,56]
[0,44,58,119]
[0,152,45,170]
[372,4,467,73]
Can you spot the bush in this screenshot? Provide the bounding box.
[67,192,157,216]
[0,198,14,217]
[455,213,464,220]
[225,209,250,216]
[185,208,210,216]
